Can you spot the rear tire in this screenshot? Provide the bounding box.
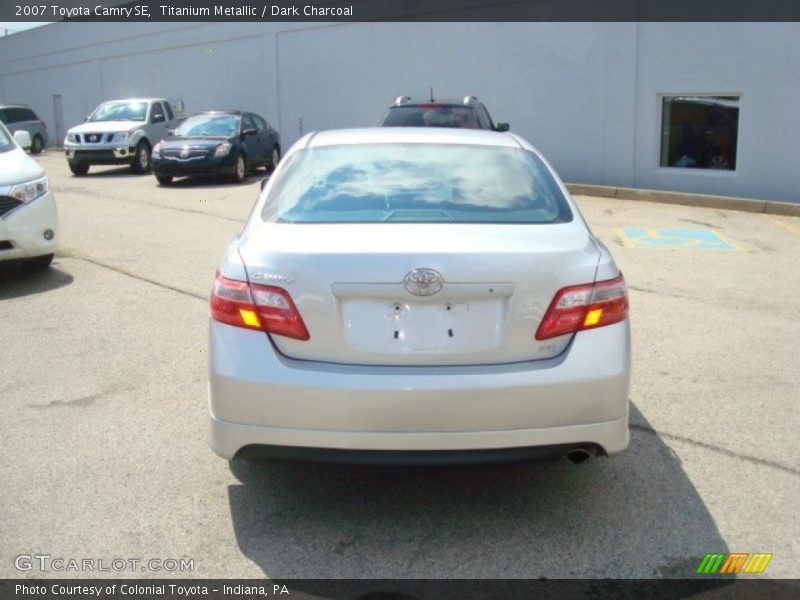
[131,140,151,174]
[269,145,280,171]
[27,254,53,270]
[230,153,246,183]
[156,174,173,186]
[30,135,44,155]
[69,162,89,176]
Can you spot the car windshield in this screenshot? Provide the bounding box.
[174,115,240,138]
[380,106,481,128]
[0,125,13,153]
[261,144,572,224]
[89,101,148,122]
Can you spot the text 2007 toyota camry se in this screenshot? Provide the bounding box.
[208,127,630,464]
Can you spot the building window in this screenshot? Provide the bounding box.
[660,95,740,170]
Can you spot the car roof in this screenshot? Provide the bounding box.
[305,127,522,149]
[0,104,32,109]
[392,95,480,107]
[101,98,168,104]
[191,110,243,116]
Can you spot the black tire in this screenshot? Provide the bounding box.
[30,135,44,155]
[269,145,281,171]
[230,153,246,183]
[131,140,152,174]
[156,174,173,186]
[27,254,54,270]
[69,162,90,176]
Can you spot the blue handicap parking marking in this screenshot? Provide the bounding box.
[618,228,737,250]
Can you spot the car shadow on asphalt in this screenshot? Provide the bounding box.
[75,166,142,177]
[158,173,267,190]
[0,260,73,300]
[226,404,732,589]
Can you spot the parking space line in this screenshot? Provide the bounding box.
[59,253,206,301]
[763,214,800,238]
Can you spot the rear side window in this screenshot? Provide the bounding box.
[478,104,495,129]
[5,108,35,123]
[0,110,6,124]
[253,115,268,132]
[164,102,174,120]
[262,143,572,224]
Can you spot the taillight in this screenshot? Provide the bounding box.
[535,274,628,340]
[210,273,310,341]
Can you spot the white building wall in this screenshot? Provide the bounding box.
[0,21,797,202]
[633,22,800,201]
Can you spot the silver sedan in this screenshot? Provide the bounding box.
[208,127,630,464]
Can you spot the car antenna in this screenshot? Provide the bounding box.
[429,87,434,102]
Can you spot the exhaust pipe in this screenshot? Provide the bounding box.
[566,449,592,464]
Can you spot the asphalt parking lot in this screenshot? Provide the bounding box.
[1,150,799,581]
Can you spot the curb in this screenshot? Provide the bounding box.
[566,184,800,217]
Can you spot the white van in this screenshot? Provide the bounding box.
[0,124,58,269]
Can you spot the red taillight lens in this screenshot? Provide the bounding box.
[210,273,310,341]
[535,274,628,340]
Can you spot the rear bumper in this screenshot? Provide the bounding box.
[0,191,58,261]
[208,320,631,460]
[211,414,629,463]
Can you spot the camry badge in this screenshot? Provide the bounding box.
[251,272,295,284]
[404,269,443,296]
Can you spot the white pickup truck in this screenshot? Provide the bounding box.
[63,98,179,176]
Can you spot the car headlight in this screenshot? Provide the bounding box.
[10,176,50,203]
[214,142,232,157]
[112,132,131,143]
[67,133,78,143]
[152,142,162,159]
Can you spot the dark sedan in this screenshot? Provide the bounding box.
[151,111,280,185]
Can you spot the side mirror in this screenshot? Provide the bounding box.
[260,176,270,191]
[13,130,32,149]
[151,113,165,124]
[242,128,257,136]
[495,122,509,132]
[166,128,174,136]
[84,116,90,122]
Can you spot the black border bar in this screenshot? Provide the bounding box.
[3,0,800,23]
[4,579,800,600]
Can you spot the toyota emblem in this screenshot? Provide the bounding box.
[403,269,444,296]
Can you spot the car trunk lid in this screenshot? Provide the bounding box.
[238,222,600,366]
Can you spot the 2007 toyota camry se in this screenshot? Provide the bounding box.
[208,127,630,464]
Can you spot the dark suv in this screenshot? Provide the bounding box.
[378,95,509,131]
[0,105,48,154]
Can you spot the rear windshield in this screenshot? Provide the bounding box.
[261,143,573,224]
[380,106,480,128]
